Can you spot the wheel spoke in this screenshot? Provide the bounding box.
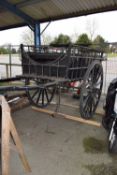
[93,87,100,96]
[85,101,91,118]
[90,68,95,82]
[42,89,44,106]
[26,79,55,108]
[83,94,91,112]
[46,87,51,99]
[90,95,96,113]
[89,98,92,114]
[36,89,42,104]
[94,67,102,84]
[95,67,101,79]
[31,89,39,99]
[83,93,90,104]
[90,65,101,84]
[92,93,98,105]
[94,78,103,87]
[87,96,93,114]
[46,86,55,102]
[45,88,49,102]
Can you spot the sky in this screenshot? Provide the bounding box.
[0,11,117,45]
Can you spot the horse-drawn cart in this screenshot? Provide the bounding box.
[0,44,104,119]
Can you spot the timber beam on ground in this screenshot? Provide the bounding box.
[32,106,101,128]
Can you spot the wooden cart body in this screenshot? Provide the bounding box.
[21,44,103,81]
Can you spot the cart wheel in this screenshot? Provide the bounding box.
[26,79,56,108]
[80,61,103,119]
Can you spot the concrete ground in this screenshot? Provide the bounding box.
[8,93,116,175]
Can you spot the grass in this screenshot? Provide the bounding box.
[107,53,117,58]
[0,81,24,86]
[0,82,10,94]
[0,81,24,95]
[83,137,107,153]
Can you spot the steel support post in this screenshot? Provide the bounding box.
[34,22,41,47]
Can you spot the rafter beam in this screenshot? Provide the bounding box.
[0,23,27,31]
[0,0,35,25]
[16,0,46,8]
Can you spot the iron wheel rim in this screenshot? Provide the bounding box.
[80,61,103,119]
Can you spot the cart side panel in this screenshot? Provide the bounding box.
[21,52,68,78]
[67,56,92,80]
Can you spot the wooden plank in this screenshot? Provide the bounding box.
[58,112,101,127]
[0,95,31,175]
[0,139,17,152]
[1,111,10,175]
[32,106,101,127]
[0,96,11,175]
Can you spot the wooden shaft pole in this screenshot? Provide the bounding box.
[1,111,10,175]
[32,106,101,127]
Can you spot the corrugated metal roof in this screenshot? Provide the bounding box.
[0,0,117,30]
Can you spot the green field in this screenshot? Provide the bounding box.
[107,52,117,58]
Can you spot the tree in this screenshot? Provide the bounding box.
[11,48,17,54]
[75,33,91,45]
[50,34,71,45]
[86,19,98,41]
[41,33,53,45]
[21,28,53,45]
[109,44,117,53]
[93,35,105,44]
[0,44,13,54]
[70,29,79,43]
[93,35,106,51]
[21,28,34,45]
[0,47,8,54]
